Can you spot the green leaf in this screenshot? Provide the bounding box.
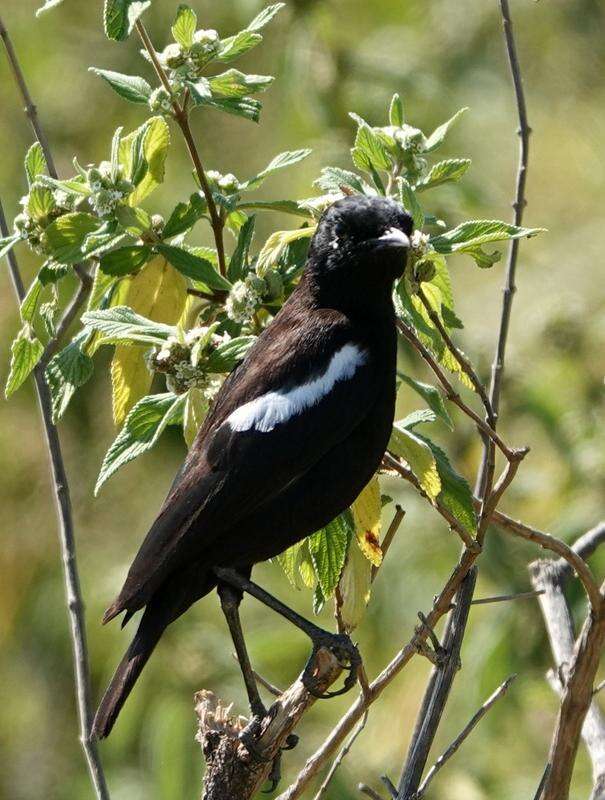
[42,213,101,264]
[389,93,404,127]
[351,122,391,173]
[398,372,453,430]
[236,199,312,218]
[114,205,152,236]
[208,69,274,99]
[416,159,471,192]
[5,326,43,397]
[38,261,69,285]
[45,331,94,421]
[247,2,285,31]
[430,220,546,255]
[397,177,424,230]
[82,306,176,346]
[24,142,47,186]
[27,187,56,221]
[90,67,152,104]
[243,149,312,191]
[171,4,197,48]
[458,244,502,269]
[308,515,351,598]
[193,94,262,123]
[100,245,151,276]
[424,108,468,152]
[217,30,263,62]
[314,167,366,195]
[416,434,477,533]
[163,193,207,239]
[388,423,441,499]
[19,279,43,323]
[206,336,256,373]
[256,227,316,276]
[277,541,306,589]
[120,117,171,206]
[0,233,20,260]
[228,215,255,282]
[95,393,185,493]
[156,244,231,291]
[103,0,151,41]
[398,408,437,429]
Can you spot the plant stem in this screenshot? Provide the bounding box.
[0,199,110,800]
[135,20,228,277]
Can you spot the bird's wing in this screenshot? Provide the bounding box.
[108,303,381,618]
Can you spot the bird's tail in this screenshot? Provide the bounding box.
[92,608,165,739]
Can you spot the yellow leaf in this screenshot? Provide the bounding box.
[389,424,442,499]
[337,539,373,633]
[183,387,209,447]
[111,255,187,424]
[351,476,383,567]
[119,116,170,207]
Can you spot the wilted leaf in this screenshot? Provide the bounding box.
[337,536,372,633]
[351,477,382,567]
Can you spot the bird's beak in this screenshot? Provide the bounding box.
[373,227,410,250]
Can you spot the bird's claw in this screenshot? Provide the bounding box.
[302,632,361,699]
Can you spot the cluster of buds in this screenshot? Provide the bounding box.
[206,170,242,196]
[148,86,174,115]
[157,29,220,81]
[224,267,284,325]
[148,326,230,395]
[407,231,437,290]
[13,190,66,254]
[86,162,134,218]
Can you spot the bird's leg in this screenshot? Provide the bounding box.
[215,567,361,699]
[218,583,266,719]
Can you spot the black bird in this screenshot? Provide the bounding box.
[93,195,413,739]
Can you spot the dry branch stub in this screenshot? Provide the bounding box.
[196,647,342,800]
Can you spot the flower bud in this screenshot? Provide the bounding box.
[262,268,284,300]
[149,86,173,114]
[414,258,436,283]
[162,43,185,68]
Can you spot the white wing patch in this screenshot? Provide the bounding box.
[227,343,367,434]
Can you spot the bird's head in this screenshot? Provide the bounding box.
[307,195,414,303]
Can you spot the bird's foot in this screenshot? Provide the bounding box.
[302,631,361,699]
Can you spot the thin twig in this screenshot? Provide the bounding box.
[313,712,369,800]
[372,505,406,581]
[40,267,93,367]
[0,199,110,800]
[135,20,228,277]
[554,522,605,582]
[230,653,283,697]
[358,785,386,800]
[470,589,543,606]
[415,675,516,798]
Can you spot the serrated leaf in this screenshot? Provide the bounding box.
[171,4,197,48]
[308,515,351,597]
[206,336,255,372]
[114,205,152,236]
[389,93,404,127]
[110,256,188,423]
[416,159,471,192]
[351,477,382,567]
[82,305,175,344]
[45,331,94,421]
[5,326,43,397]
[162,193,207,239]
[217,30,264,62]
[388,423,441,499]
[430,220,546,254]
[247,2,285,31]
[337,534,373,633]
[42,213,101,264]
[236,199,312,218]
[24,142,47,186]
[277,540,306,589]
[27,186,55,221]
[398,372,453,430]
[242,149,312,191]
[19,279,43,323]
[193,94,263,122]
[298,544,316,589]
[314,167,366,195]
[256,226,316,275]
[100,245,151,276]
[351,122,391,174]
[458,244,502,269]
[96,392,185,492]
[103,0,151,41]
[397,177,423,230]
[416,434,477,533]
[398,408,437,429]
[228,216,255,282]
[90,67,152,104]
[425,108,468,152]
[208,69,274,99]
[156,244,231,291]
[183,386,208,447]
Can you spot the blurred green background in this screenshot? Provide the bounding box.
[1,0,604,798]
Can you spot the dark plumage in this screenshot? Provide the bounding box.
[93,195,413,738]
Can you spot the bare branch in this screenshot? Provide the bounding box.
[372,505,406,581]
[359,785,386,800]
[530,559,605,799]
[312,712,369,800]
[415,674,517,798]
[554,522,605,582]
[0,199,110,800]
[470,589,543,606]
[397,569,477,798]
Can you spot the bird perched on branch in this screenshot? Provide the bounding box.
[93,194,413,740]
